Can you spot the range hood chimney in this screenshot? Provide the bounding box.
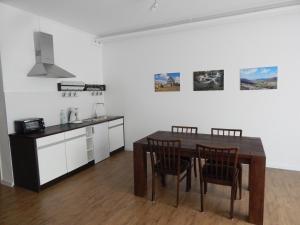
[28,32,76,78]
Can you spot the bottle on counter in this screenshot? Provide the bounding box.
[60,109,68,124]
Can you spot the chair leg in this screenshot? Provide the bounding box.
[230,185,235,219]
[160,173,166,187]
[151,171,156,202]
[235,183,238,201]
[186,167,191,192]
[176,174,180,208]
[200,176,204,212]
[238,168,242,200]
[193,158,197,178]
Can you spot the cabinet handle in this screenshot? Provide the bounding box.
[108,124,123,129]
[92,127,95,134]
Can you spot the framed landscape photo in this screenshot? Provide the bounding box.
[154,72,180,92]
[193,70,224,91]
[240,66,278,90]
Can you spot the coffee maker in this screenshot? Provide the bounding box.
[68,107,82,124]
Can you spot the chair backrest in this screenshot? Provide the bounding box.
[196,144,239,181]
[172,126,198,134]
[211,128,242,137]
[147,138,181,174]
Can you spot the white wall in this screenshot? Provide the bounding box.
[0,55,12,186]
[103,6,300,171]
[0,3,104,185]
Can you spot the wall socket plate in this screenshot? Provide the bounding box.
[92,39,101,47]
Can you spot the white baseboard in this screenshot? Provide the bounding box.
[125,149,300,172]
[267,163,300,172]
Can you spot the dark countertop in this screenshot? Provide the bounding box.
[9,116,124,139]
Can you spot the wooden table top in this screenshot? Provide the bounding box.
[135,131,265,159]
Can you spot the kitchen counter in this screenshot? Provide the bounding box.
[9,116,124,139]
[10,115,125,192]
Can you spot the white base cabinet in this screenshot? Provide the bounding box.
[37,142,68,185]
[108,119,124,153]
[10,117,124,192]
[87,118,124,163]
[65,136,88,172]
[37,128,88,185]
[93,122,110,163]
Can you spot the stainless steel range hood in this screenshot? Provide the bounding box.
[28,32,76,78]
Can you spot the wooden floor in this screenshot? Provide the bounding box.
[1,151,299,225]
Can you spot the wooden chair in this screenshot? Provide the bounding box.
[196,144,240,219]
[172,126,198,178]
[211,128,243,199]
[147,138,191,207]
[211,128,242,137]
[172,126,198,134]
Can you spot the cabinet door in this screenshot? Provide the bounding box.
[93,122,110,163]
[37,143,67,185]
[65,136,88,172]
[109,124,124,152]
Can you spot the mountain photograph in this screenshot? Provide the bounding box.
[240,66,278,90]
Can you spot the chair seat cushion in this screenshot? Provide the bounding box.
[206,160,242,171]
[181,156,195,165]
[202,164,237,184]
[155,159,190,175]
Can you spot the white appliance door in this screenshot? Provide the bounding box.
[65,136,88,172]
[109,124,124,152]
[93,122,110,163]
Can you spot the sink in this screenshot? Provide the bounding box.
[69,120,83,124]
[83,116,108,123]
[92,116,108,121]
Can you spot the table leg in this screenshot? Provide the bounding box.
[133,142,147,197]
[248,165,251,191]
[249,156,266,225]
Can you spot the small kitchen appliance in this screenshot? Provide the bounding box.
[14,118,45,134]
[68,107,82,124]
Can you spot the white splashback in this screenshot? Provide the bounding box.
[5,91,104,133]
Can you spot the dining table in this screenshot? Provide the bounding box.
[133,131,266,225]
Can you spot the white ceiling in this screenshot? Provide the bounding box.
[1,0,299,37]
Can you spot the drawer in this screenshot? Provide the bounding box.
[65,128,86,139]
[108,118,123,128]
[36,133,65,148]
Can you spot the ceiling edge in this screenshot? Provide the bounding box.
[98,0,300,41]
